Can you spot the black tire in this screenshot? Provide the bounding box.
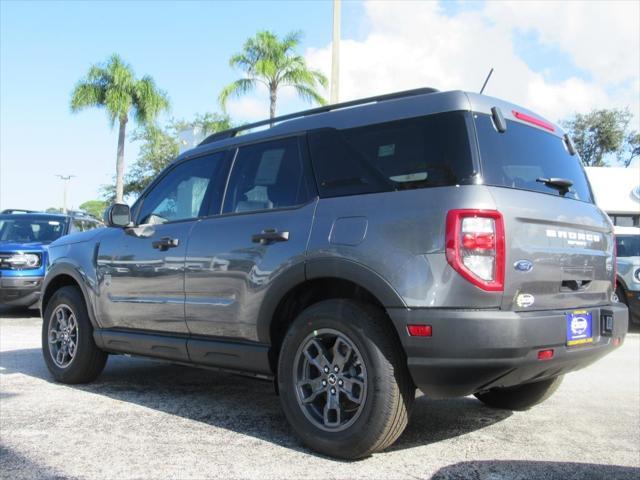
[474,375,563,411]
[42,286,107,384]
[277,299,414,459]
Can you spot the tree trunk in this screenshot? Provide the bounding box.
[269,85,277,125]
[115,116,127,203]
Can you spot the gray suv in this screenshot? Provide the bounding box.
[40,88,628,459]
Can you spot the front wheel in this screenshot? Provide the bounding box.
[42,286,108,384]
[277,299,414,459]
[474,375,563,411]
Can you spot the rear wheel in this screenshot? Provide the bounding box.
[474,375,563,411]
[277,299,414,459]
[42,286,108,384]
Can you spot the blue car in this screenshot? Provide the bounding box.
[0,211,102,308]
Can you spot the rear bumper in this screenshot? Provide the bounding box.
[0,276,43,307]
[387,304,629,399]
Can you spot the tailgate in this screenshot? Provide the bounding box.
[488,187,614,311]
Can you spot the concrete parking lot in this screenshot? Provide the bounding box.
[1,307,639,480]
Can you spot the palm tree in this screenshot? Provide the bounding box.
[70,54,170,203]
[219,31,328,120]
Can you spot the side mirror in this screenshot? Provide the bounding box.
[104,203,131,228]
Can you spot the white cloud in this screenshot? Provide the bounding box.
[484,0,639,86]
[226,95,270,123]
[305,1,639,127]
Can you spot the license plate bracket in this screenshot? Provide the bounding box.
[566,310,593,347]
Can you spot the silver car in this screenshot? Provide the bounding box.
[615,226,640,323]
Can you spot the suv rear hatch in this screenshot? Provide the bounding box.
[472,107,615,311]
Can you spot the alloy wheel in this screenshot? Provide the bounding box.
[48,304,78,368]
[293,328,368,432]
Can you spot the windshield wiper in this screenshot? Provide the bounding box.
[536,177,573,196]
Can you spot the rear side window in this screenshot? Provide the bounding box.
[222,137,313,214]
[308,111,475,198]
[82,220,101,231]
[475,114,593,202]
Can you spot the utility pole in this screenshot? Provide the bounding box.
[330,0,341,104]
[55,175,75,213]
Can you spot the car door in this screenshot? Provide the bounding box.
[185,135,317,347]
[96,151,229,333]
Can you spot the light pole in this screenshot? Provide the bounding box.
[330,0,341,104]
[55,175,75,213]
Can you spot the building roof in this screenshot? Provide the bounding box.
[586,167,640,214]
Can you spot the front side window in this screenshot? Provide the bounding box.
[307,111,475,198]
[475,114,593,202]
[137,152,227,225]
[222,137,313,214]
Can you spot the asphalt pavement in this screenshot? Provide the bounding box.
[1,307,639,480]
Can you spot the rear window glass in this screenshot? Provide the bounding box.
[475,114,593,202]
[308,111,475,198]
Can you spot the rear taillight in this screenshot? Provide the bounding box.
[446,209,505,291]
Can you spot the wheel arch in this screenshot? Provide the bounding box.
[616,274,628,292]
[41,264,98,328]
[261,258,406,373]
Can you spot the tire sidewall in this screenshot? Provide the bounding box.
[42,286,96,382]
[278,301,403,456]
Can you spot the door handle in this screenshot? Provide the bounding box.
[152,237,180,251]
[251,229,290,245]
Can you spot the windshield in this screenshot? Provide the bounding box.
[475,114,593,202]
[0,217,66,243]
[617,235,640,257]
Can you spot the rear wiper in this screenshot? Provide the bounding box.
[536,177,573,196]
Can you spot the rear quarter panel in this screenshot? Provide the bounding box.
[307,185,501,308]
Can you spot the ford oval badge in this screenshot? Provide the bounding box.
[514,260,533,272]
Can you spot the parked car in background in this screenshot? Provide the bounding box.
[615,226,640,324]
[0,211,102,308]
[40,88,628,459]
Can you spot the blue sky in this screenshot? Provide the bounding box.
[1,0,638,211]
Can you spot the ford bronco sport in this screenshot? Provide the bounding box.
[40,88,628,459]
[0,211,101,308]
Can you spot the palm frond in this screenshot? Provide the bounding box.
[133,75,170,126]
[70,82,106,112]
[291,84,327,106]
[218,78,257,110]
[282,30,302,52]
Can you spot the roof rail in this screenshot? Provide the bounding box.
[1,209,38,214]
[199,87,439,146]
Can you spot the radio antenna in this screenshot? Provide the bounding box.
[479,68,494,94]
